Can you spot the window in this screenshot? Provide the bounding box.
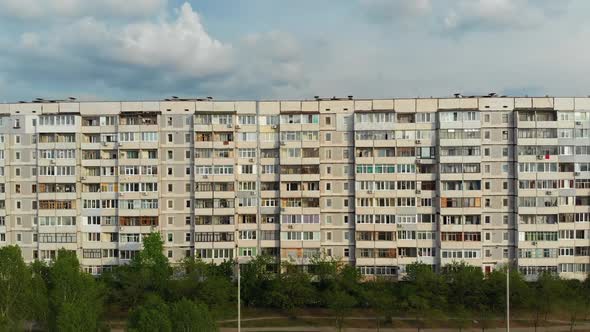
[325,133,331,141]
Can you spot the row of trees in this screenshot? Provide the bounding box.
[2,233,590,331]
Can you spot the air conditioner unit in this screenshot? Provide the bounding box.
[531,241,537,245]
[536,155,544,160]
[415,159,422,164]
[280,142,286,146]
[235,125,241,129]
[280,208,286,212]
[50,159,56,164]
[203,175,209,179]
[249,158,254,163]
[227,124,233,128]
[576,121,582,125]
[271,125,278,129]
[415,140,421,144]
[81,176,87,180]
[415,189,422,194]
[117,142,123,147]
[250,191,256,196]
[574,172,581,176]
[367,190,373,194]
[101,141,108,146]
[287,225,294,229]
[545,191,552,195]
[142,192,148,196]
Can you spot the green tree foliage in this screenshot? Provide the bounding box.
[103,232,172,308]
[48,249,104,332]
[270,262,315,314]
[127,294,171,332]
[240,255,279,307]
[327,288,356,332]
[365,279,398,330]
[0,246,35,331]
[403,262,448,326]
[169,257,235,318]
[169,299,217,332]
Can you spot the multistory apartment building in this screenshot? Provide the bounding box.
[0,96,589,280]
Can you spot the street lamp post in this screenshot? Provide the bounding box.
[504,256,513,332]
[237,259,241,332]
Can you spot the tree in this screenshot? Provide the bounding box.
[29,261,50,331]
[441,262,485,331]
[48,249,104,332]
[0,246,33,330]
[170,299,217,332]
[403,263,448,329]
[240,255,278,307]
[270,262,315,315]
[104,232,172,308]
[327,288,356,332]
[366,280,398,331]
[530,272,562,330]
[127,294,171,332]
[169,257,235,318]
[562,280,586,332]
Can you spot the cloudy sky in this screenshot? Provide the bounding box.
[0,0,588,102]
